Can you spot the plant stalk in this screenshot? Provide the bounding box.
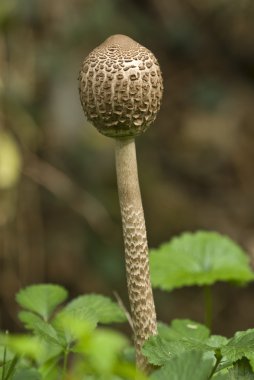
[115,138,157,373]
[62,347,69,379]
[208,351,222,379]
[204,285,213,330]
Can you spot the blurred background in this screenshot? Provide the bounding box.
[0,0,254,338]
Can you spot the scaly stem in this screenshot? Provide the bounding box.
[204,285,213,330]
[115,138,157,373]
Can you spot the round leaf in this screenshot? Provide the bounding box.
[16,284,68,321]
[150,231,254,291]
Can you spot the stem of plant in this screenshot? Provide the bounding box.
[62,347,69,379]
[2,345,6,380]
[208,350,222,379]
[115,138,157,372]
[204,285,213,330]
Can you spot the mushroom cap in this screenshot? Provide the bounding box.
[79,34,163,138]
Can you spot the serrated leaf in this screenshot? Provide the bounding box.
[16,284,68,321]
[17,312,66,349]
[214,358,254,379]
[144,321,207,366]
[34,320,65,347]
[143,336,187,366]
[59,294,126,326]
[221,329,254,365]
[149,350,214,380]
[158,319,210,341]
[143,320,225,367]
[150,231,254,291]
[18,311,43,331]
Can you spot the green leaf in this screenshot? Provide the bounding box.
[221,329,254,365]
[206,335,229,349]
[18,311,44,331]
[31,320,66,348]
[13,368,41,380]
[18,310,66,348]
[158,319,210,341]
[59,294,126,326]
[53,313,94,346]
[150,231,254,291]
[143,319,212,366]
[0,334,44,361]
[213,373,229,380]
[149,350,214,380]
[77,329,129,374]
[38,356,60,380]
[0,354,18,380]
[16,284,68,321]
[214,358,254,379]
[143,320,230,367]
[143,336,187,366]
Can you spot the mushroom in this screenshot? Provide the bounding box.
[79,34,163,372]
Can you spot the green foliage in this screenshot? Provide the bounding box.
[214,358,254,379]
[13,368,41,380]
[2,284,131,380]
[76,329,128,375]
[2,232,254,379]
[149,350,214,380]
[158,319,210,341]
[0,335,44,360]
[16,284,68,321]
[143,319,214,366]
[0,347,18,380]
[143,318,254,379]
[150,231,254,291]
[221,329,254,367]
[58,294,126,326]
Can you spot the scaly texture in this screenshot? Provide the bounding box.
[122,203,157,370]
[79,34,163,137]
[79,35,162,372]
[115,139,157,372]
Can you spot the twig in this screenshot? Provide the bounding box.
[113,291,134,331]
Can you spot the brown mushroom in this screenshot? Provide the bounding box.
[79,34,163,373]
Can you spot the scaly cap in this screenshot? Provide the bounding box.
[79,34,163,138]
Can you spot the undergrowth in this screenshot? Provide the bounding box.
[1,231,254,379]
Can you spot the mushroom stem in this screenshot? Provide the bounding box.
[115,137,157,372]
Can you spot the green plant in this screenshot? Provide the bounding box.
[142,231,254,379]
[0,284,138,380]
[79,34,163,372]
[1,231,254,379]
[150,231,254,329]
